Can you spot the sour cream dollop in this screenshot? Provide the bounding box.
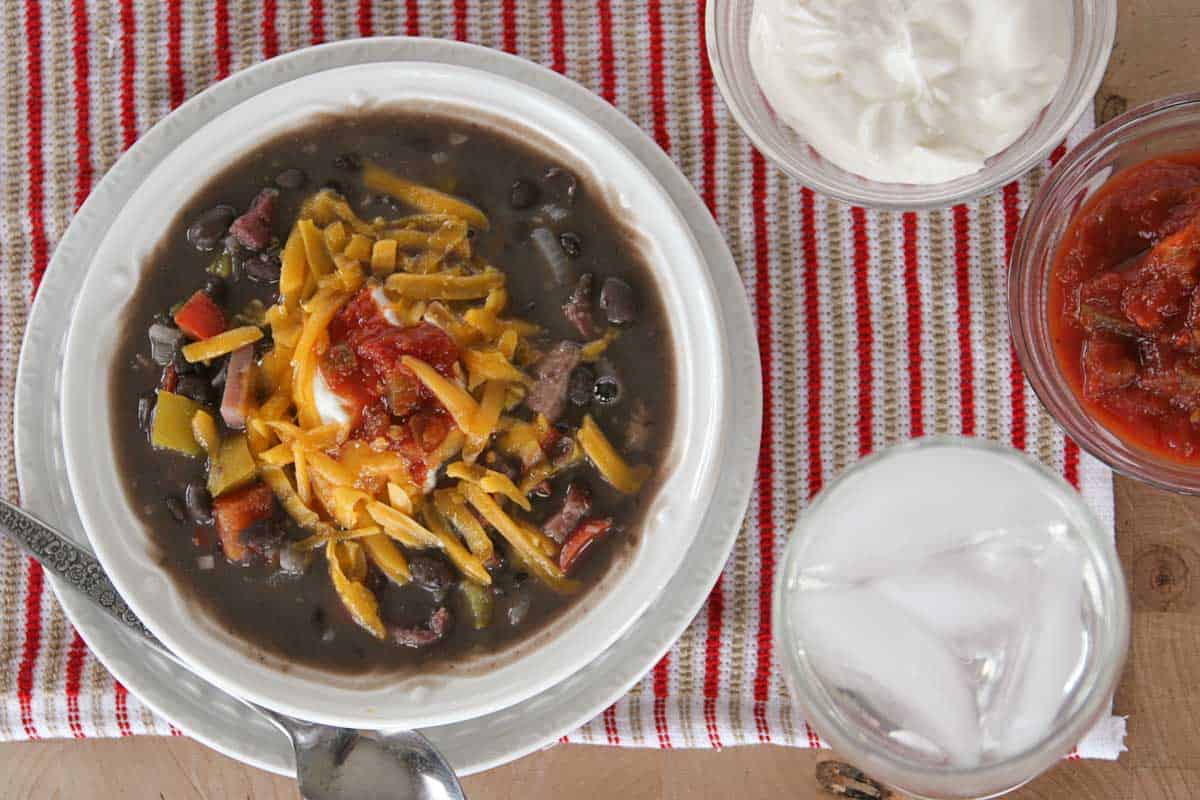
[748,0,1071,184]
[310,287,400,427]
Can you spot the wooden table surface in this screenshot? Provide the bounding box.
[3,2,1197,798]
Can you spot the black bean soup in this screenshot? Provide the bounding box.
[111,111,675,673]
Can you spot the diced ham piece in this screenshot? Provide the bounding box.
[562,273,601,339]
[526,341,581,422]
[220,345,257,429]
[229,188,279,251]
[542,481,592,544]
[390,606,452,649]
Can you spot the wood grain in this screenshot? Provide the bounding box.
[2,1,1198,797]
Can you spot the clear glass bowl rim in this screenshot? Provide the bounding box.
[1010,90,1200,494]
[772,436,1130,799]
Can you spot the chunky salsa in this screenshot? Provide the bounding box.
[1050,154,1200,461]
[111,112,675,672]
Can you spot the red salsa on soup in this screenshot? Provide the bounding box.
[1051,154,1200,461]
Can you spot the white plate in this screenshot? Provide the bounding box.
[59,60,726,731]
[15,38,760,776]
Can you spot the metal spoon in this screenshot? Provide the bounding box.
[0,497,467,800]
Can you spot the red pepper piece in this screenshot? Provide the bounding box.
[212,482,275,564]
[558,517,614,574]
[173,290,227,340]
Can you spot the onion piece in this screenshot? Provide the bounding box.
[220,345,256,429]
[531,227,570,285]
[148,323,183,366]
[196,554,215,571]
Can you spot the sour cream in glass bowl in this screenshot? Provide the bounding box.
[706,0,1116,209]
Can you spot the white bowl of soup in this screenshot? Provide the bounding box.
[59,62,728,729]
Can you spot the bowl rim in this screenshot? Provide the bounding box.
[1010,90,1200,495]
[58,61,730,728]
[704,0,1118,211]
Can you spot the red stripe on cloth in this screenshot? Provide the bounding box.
[1003,182,1026,450]
[405,0,420,36]
[118,0,137,148]
[25,0,48,293]
[804,720,820,749]
[653,654,673,748]
[214,0,230,80]
[114,681,133,736]
[501,0,517,53]
[953,204,975,435]
[597,0,615,103]
[357,0,372,36]
[17,559,45,739]
[902,212,924,438]
[1064,438,1081,488]
[169,724,183,736]
[646,0,671,152]
[453,0,467,41]
[71,0,92,211]
[166,0,184,108]
[14,40,50,733]
[751,150,775,743]
[801,188,823,497]
[65,631,87,739]
[262,0,278,59]
[703,576,724,748]
[549,0,566,73]
[602,704,621,744]
[703,696,722,749]
[309,0,325,45]
[852,207,874,456]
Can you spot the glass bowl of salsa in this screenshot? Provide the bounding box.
[1012,91,1200,493]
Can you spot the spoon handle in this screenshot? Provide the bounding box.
[0,497,157,642]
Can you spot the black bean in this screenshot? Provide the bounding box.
[600,276,637,325]
[558,231,583,258]
[171,351,197,376]
[594,374,621,405]
[165,496,186,524]
[333,152,362,170]
[203,275,227,302]
[543,166,578,204]
[175,374,216,406]
[184,482,213,524]
[322,179,345,195]
[509,178,539,210]
[244,251,282,284]
[186,205,236,252]
[409,555,456,593]
[568,365,595,406]
[137,392,155,431]
[274,168,307,189]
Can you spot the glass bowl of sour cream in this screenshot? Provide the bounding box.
[706,0,1116,210]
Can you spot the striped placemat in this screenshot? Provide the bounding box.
[0,1,1125,759]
